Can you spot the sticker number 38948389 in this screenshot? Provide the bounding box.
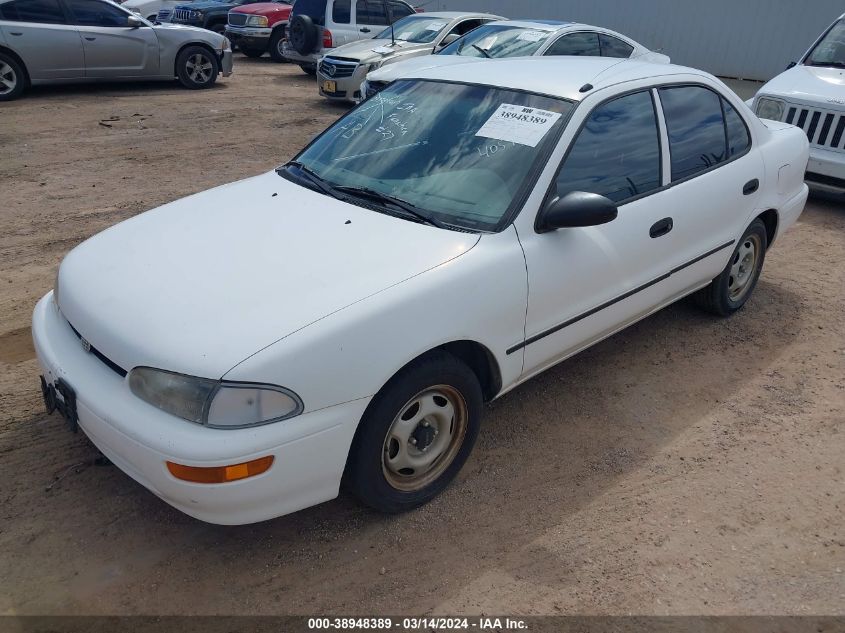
[475,104,563,148]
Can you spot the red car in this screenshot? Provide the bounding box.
[226,0,292,61]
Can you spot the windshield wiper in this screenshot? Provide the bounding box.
[808,60,845,68]
[471,44,492,58]
[278,161,344,200]
[334,185,447,229]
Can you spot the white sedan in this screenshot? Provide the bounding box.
[33,57,809,525]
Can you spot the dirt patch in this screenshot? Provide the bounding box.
[0,58,843,616]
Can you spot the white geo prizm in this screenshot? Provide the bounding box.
[33,58,809,525]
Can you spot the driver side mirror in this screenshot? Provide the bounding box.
[535,191,618,233]
[127,14,145,28]
[437,33,461,48]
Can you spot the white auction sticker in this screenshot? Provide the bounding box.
[425,21,448,31]
[371,45,394,54]
[398,31,413,39]
[517,30,546,42]
[475,104,563,147]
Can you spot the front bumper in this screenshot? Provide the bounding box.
[32,293,369,525]
[317,64,367,102]
[225,25,272,50]
[220,49,233,76]
[806,145,845,192]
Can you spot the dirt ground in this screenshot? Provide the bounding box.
[0,58,843,616]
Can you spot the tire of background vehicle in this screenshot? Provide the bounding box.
[241,47,265,58]
[300,64,317,75]
[344,350,483,514]
[0,52,26,102]
[269,27,287,62]
[175,45,219,89]
[288,14,318,55]
[694,219,768,317]
[209,22,227,36]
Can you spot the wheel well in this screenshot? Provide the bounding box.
[173,42,218,76]
[436,340,502,402]
[0,46,30,87]
[757,209,778,248]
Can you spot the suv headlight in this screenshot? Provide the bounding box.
[756,97,786,121]
[128,367,303,429]
[245,15,268,26]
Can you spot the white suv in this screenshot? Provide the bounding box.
[282,0,415,74]
[749,12,845,193]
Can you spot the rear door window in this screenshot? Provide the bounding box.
[544,31,600,56]
[356,0,388,26]
[331,0,350,23]
[387,0,412,22]
[599,33,634,58]
[659,86,728,181]
[0,0,66,23]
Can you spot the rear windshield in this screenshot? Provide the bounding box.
[292,0,326,24]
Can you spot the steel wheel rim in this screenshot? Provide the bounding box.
[382,385,468,492]
[0,62,17,95]
[186,53,213,83]
[728,233,761,301]
[277,37,286,57]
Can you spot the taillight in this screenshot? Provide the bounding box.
[322,28,333,48]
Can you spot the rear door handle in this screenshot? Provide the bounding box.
[9,32,22,36]
[84,36,96,41]
[649,217,673,238]
[360,27,371,33]
[743,179,759,195]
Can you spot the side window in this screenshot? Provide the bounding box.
[66,0,131,26]
[723,98,751,157]
[659,86,727,181]
[387,0,413,22]
[555,91,661,203]
[544,32,600,57]
[332,0,350,24]
[356,0,388,26]
[0,0,66,24]
[599,34,634,58]
[450,18,484,37]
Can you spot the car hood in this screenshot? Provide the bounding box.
[231,2,291,16]
[57,171,479,379]
[327,38,434,63]
[367,54,485,83]
[757,64,845,106]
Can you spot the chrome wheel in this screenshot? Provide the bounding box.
[0,61,17,96]
[186,53,213,84]
[728,233,762,301]
[382,385,468,492]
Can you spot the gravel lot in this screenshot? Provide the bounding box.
[0,58,843,616]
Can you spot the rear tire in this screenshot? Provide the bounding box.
[345,351,483,514]
[694,219,768,316]
[0,52,26,102]
[176,45,219,90]
[241,47,265,58]
[269,27,287,62]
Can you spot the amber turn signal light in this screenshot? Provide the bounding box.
[166,455,274,484]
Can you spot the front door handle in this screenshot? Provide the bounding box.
[743,179,759,195]
[9,31,22,36]
[360,27,371,33]
[649,217,673,238]
[84,36,96,41]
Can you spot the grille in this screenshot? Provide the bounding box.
[155,8,172,21]
[66,320,127,378]
[784,104,845,152]
[228,12,247,26]
[172,8,197,22]
[319,58,357,78]
[365,80,388,99]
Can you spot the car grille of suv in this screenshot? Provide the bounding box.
[172,8,197,22]
[228,12,247,26]
[365,81,388,99]
[784,104,845,152]
[319,58,358,78]
[155,8,172,21]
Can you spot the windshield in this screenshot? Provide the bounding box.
[438,24,553,58]
[375,15,451,43]
[805,19,845,67]
[288,80,573,231]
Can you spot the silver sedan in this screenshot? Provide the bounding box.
[0,0,233,101]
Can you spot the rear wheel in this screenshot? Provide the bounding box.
[345,351,483,513]
[0,52,26,101]
[241,47,265,58]
[694,219,768,316]
[269,27,287,62]
[176,46,219,89]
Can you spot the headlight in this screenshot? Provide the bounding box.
[362,60,384,73]
[245,15,268,27]
[756,97,786,121]
[220,36,231,52]
[128,367,303,429]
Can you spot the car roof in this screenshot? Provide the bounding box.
[415,11,501,19]
[486,20,573,32]
[406,57,707,102]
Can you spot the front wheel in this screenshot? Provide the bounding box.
[176,46,219,89]
[694,219,768,316]
[269,28,287,62]
[0,53,26,101]
[345,351,483,513]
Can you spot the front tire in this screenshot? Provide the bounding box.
[269,28,287,62]
[241,47,265,58]
[0,53,26,102]
[176,46,219,90]
[345,351,483,513]
[695,219,768,316]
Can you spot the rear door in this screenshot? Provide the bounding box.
[0,0,84,80]
[65,0,159,78]
[327,0,355,46]
[353,0,387,38]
